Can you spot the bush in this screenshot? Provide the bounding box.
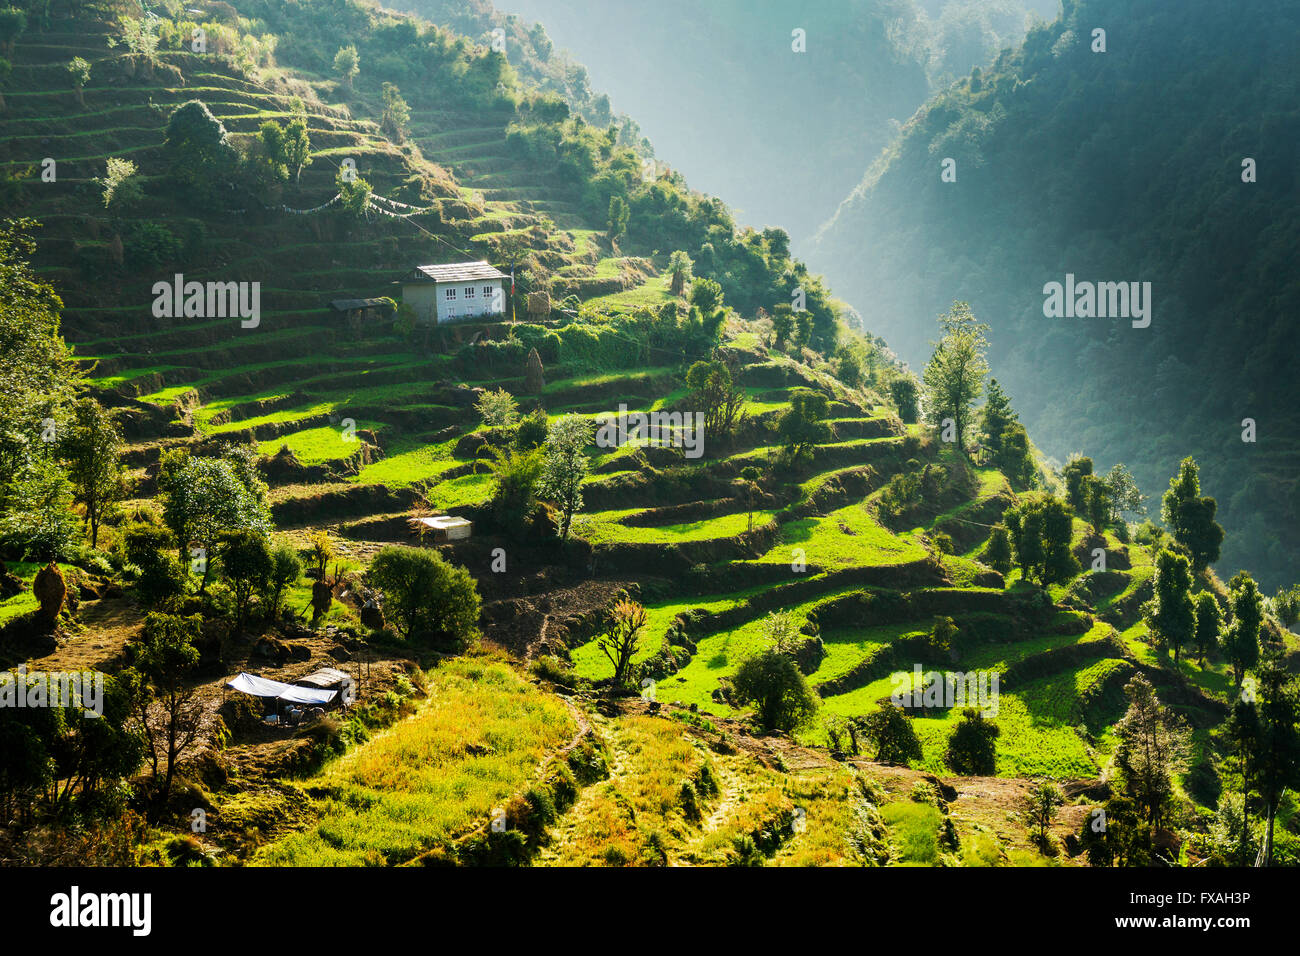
[730,649,819,732]
[944,708,1000,775]
[367,546,480,649]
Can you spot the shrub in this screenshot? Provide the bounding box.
[367,546,481,649]
[730,649,819,732]
[944,707,1000,775]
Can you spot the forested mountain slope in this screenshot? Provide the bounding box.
[463,0,1058,242]
[808,0,1300,587]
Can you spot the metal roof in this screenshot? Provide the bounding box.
[407,261,508,284]
[293,667,352,689]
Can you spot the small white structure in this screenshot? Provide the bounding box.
[400,261,508,326]
[411,514,473,543]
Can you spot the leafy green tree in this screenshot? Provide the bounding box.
[1273,585,1300,630]
[1193,591,1222,663]
[1004,493,1079,586]
[979,378,1016,456]
[60,397,124,547]
[127,612,203,803]
[338,170,372,218]
[730,648,818,732]
[1143,549,1196,662]
[333,44,359,93]
[1251,656,1300,866]
[0,6,26,56]
[1,456,79,562]
[770,304,794,349]
[263,541,301,621]
[536,414,591,541]
[685,357,745,444]
[486,445,542,533]
[1103,463,1147,523]
[1060,456,1093,514]
[666,249,693,296]
[283,116,312,183]
[1082,473,1111,535]
[123,523,186,609]
[163,100,237,188]
[159,452,271,592]
[380,81,410,140]
[889,377,920,424]
[606,194,629,244]
[97,157,141,209]
[1222,570,1263,685]
[219,529,272,628]
[1114,674,1190,828]
[1161,457,1224,573]
[476,387,519,430]
[255,119,288,182]
[944,707,999,775]
[1079,794,1152,867]
[1018,780,1064,846]
[859,702,922,765]
[994,423,1036,489]
[367,546,480,648]
[921,301,988,448]
[984,523,1012,574]
[67,56,90,107]
[777,388,831,463]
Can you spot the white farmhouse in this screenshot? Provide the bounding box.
[400,261,509,326]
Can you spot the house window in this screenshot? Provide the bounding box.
[483,286,493,298]
[464,285,476,299]
[444,287,457,300]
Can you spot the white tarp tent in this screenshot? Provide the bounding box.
[226,672,337,705]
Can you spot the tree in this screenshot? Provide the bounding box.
[760,610,800,655]
[979,378,1016,456]
[219,529,272,628]
[1082,473,1111,535]
[282,116,312,183]
[255,119,288,182]
[730,649,818,732]
[858,702,922,765]
[1060,456,1093,514]
[1193,591,1222,663]
[1161,457,1224,573]
[739,465,763,533]
[921,301,988,448]
[60,397,124,547]
[666,249,693,296]
[1273,585,1300,631]
[127,612,203,804]
[596,598,647,687]
[97,157,141,209]
[159,452,271,592]
[367,546,481,648]
[163,100,237,188]
[0,6,26,57]
[67,56,90,107]
[984,523,1012,574]
[606,195,629,245]
[338,170,372,219]
[1222,571,1263,685]
[1019,780,1064,847]
[476,387,519,430]
[1250,657,1300,865]
[1114,674,1191,828]
[536,414,591,541]
[485,445,541,533]
[263,541,301,621]
[123,523,187,609]
[333,45,359,93]
[770,304,794,349]
[1004,493,1079,586]
[777,388,831,463]
[889,377,920,425]
[944,707,1000,775]
[1143,549,1196,663]
[1103,463,1146,523]
[380,81,410,140]
[994,423,1036,489]
[685,357,745,445]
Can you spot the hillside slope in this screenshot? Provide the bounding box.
[807,0,1300,587]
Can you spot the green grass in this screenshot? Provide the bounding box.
[570,508,778,546]
[753,502,926,569]
[880,801,944,865]
[258,423,380,465]
[257,654,574,866]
